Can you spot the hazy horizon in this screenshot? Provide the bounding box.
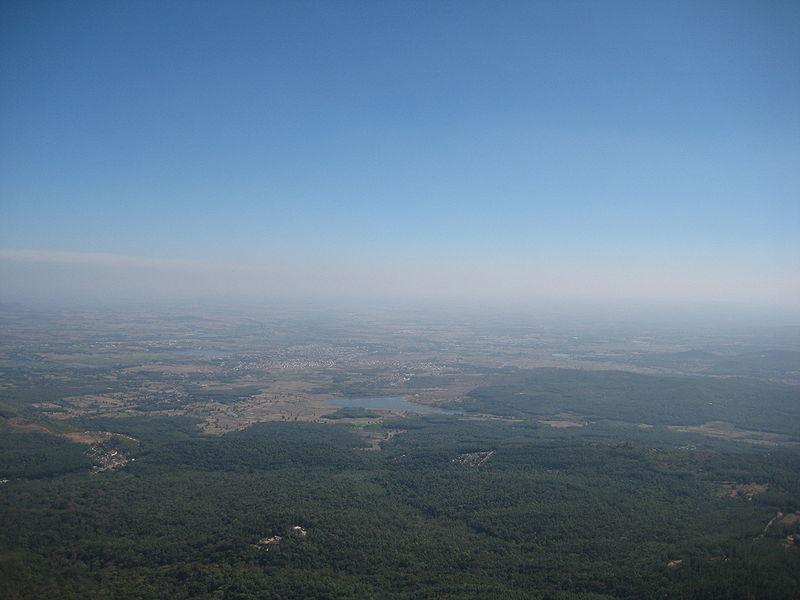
[2,1,798,312]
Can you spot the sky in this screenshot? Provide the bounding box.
[1,1,799,309]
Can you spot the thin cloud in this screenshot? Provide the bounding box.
[0,249,217,270]
[1,248,798,310]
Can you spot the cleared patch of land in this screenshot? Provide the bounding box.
[668,421,796,446]
[1,416,137,474]
[452,450,495,467]
[539,418,586,428]
[360,428,407,451]
[719,481,769,500]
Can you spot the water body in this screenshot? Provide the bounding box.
[329,396,456,414]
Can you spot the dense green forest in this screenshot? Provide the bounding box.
[2,415,799,599]
[451,368,800,436]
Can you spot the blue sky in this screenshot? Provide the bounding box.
[1,1,798,306]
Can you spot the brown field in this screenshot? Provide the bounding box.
[780,513,800,526]
[719,481,769,500]
[2,417,52,435]
[62,431,114,445]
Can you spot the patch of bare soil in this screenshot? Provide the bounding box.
[2,417,137,474]
[2,417,50,434]
[757,511,783,539]
[666,559,683,568]
[254,535,282,550]
[62,430,112,445]
[539,419,586,428]
[361,428,407,451]
[668,421,794,446]
[452,450,495,467]
[719,481,769,500]
[781,535,800,549]
[780,512,800,527]
[253,525,308,550]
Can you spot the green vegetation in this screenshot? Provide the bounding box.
[2,418,799,599]
[452,368,800,436]
[322,407,381,419]
[0,432,91,479]
[185,385,264,405]
[2,308,798,598]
